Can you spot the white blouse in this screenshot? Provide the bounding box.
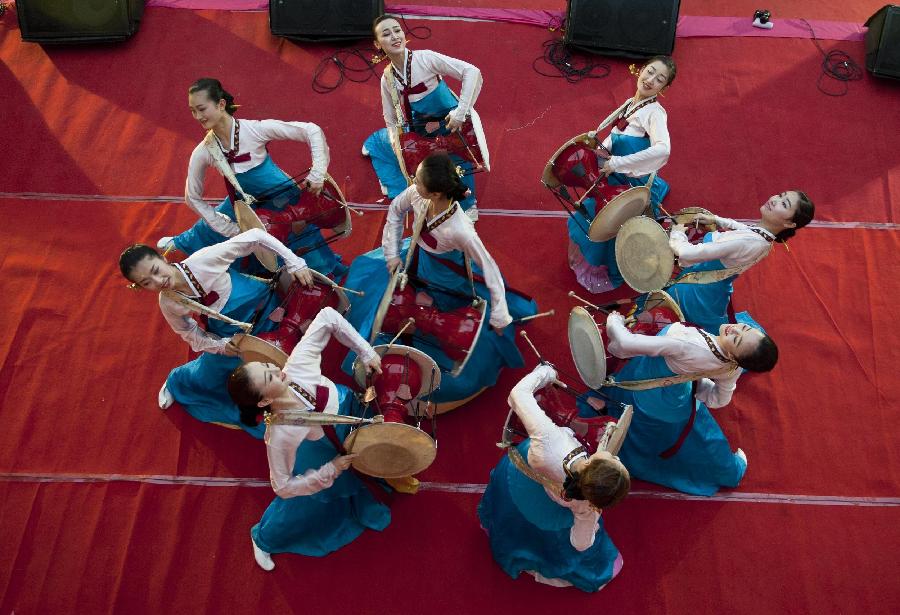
[380,48,483,128]
[158,228,306,354]
[510,364,601,552]
[185,118,330,237]
[265,307,379,499]
[381,185,512,328]
[602,98,670,177]
[606,315,740,408]
[669,216,775,268]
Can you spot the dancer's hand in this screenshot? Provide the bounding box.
[222,339,241,357]
[304,179,324,195]
[365,354,383,375]
[332,454,358,471]
[386,257,403,273]
[293,268,315,288]
[601,161,613,176]
[492,325,506,336]
[444,112,463,132]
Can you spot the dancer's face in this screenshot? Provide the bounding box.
[760,191,801,229]
[129,255,176,292]
[188,91,228,131]
[374,18,405,55]
[244,362,288,405]
[636,60,671,99]
[717,323,763,360]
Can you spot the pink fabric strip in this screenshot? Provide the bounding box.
[144,2,867,42]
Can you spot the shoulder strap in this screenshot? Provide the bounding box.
[203,131,255,205]
[605,365,737,390]
[507,446,564,494]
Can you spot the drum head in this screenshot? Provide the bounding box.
[370,269,402,343]
[320,173,353,236]
[615,216,675,292]
[352,344,442,399]
[588,185,651,242]
[450,298,487,377]
[232,333,289,367]
[671,206,716,230]
[343,423,436,478]
[568,306,607,389]
[642,290,685,322]
[605,405,633,456]
[469,108,491,171]
[541,133,598,189]
[233,200,279,272]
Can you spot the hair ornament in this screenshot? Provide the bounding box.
[126,282,140,291]
[628,63,640,77]
[455,165,466,178]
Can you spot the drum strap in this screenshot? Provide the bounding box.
[670,229,774,285]
[287,382,330,414]
[659,380,700,459]
[605,366,737,390]
[507,446,564,495]
[203,127,255,206]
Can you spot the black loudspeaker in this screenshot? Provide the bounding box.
[16,0,144,43]
[564,0,681,58]
[270,0,385,42]
[865,5,900,80]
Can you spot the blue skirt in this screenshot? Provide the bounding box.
[341,241,537,403]
[582,345,746,496]
[363,82,476,210]
[477,440,622,592]
[251,386,391,556]
[567,133,670,292]
[173,155,345,278]
[164,270,280,439]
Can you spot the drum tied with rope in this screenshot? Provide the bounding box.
[392,112,490,185]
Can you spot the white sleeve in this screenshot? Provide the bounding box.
[381,187,417,260]
[158,296,229,354]
[695,370,740,409]
[286,307,379,383]
[461,232,512,328]
[268,443,340,498]
[608,106,670,177]
[508,365,559,436]
[254,119,330,184]
[714,216,750,231]
[381,74,399,128]
[606,313,686,359]
[670,231,749,267]
[202,228,307,273]
[569,509,601,551]
[184,145,241,237]
[422,50,483,123]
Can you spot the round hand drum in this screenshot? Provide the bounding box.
[372,269,486,376]
[347,345,441,478]
[232,270,349,361]
[615,216,675,292]
[393,109,491,183]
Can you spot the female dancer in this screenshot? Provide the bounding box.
[568,56,675,296]
[590,312,778,495]
[363,14,483,216]
[119,228,313,437]
[667,191,815,331]
[161,78,344,277]
[227,307,389,570]
[342,153,537,406]
[479,364,630,592]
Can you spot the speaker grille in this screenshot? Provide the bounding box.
[866,5,900,79]
[17,0,142,42]
[270,0,384,42]
[565,0,680,58]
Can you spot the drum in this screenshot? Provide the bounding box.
[498,384,634,455]
[542,133,651,243]
[615,216,675,292]
[568,290,683,389]
[392,109,490,183]
[234,174,352,271]
[232,269,350,361]
[371,269,487,376]
[660,206,717,244]
[346,344,441,478]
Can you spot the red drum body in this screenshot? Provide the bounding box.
[399,118,486,176]
[348,345,440,478]
[548,140,611,191]
[381,285,482,362]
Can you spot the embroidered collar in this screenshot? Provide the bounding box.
[615,96,657,130]
[749,227,776,242]
[562,446,588,478]
[698,329,733,364]
[425,201,458,232]
[287,381,316,410]
[213,118,241,157]
[391,49,412,89]
[174,262,206,298]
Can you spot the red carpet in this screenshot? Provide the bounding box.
[1,2,899,613]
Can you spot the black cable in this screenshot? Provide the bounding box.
[799,18,863,97]
[312,47,381,94]
[397,13,432,40]
[532,37,611,84]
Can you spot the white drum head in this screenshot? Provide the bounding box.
[615,216,675,293]
[370,269,402,343]
[588,185,651,242]
[469,107,491,172]
[232,333,289,368]
[567,306,607,389]
[234,200,278,272]
[344,423,437,478]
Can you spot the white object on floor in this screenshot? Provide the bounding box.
[736,448,748,465]
[157,382,174,410]
[252,537,275,571]
[379,182,388,196]
[361,144,370,157]
[752,17,774,29]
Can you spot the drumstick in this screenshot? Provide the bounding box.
[161,290,253,332]
[331,283,364,297]
[384,318,416,350]
[511,309,555,324]
[518,330,543,361]
[567,291,601,311]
